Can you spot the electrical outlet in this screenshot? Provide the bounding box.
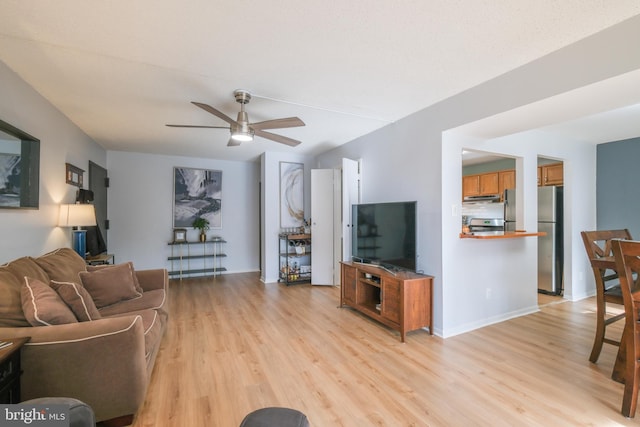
[486,288,492,299]
[452,204,458,216]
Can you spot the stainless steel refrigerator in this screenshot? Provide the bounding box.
[538,186,563,294]
[504,189,516,232]
[504,187,563,294]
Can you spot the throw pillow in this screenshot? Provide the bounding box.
[79,263,142,308]
[21,277,78,326]
[50,280,102,322]
[33,248,87,284]
[87,262,143,293]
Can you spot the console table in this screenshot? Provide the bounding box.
[340,262,433,342]
[167,239,227,279]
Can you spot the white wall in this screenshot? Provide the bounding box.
[0,60,106,263]
[441,129,596,336]
[107,151,260,273]
[260,151,313,283]
[317,15,640,337]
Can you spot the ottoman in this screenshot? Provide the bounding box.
[240,407,310,427]
[20,397,95,427]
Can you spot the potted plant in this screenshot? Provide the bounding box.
[192,217,210,242]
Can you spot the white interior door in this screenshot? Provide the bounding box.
[342,158,360,262]
[311,169,334,285]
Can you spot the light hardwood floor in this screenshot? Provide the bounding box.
[131,273,634,426]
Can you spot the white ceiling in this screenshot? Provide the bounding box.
[1,1,639,162]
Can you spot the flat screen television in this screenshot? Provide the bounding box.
[351,201,417,272]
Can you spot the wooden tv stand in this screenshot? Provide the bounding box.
[340,262,433,342]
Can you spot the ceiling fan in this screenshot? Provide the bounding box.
[167,90,305,147]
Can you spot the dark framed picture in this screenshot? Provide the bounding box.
[0,119,40,209]
[66,163,84,187]
[173,167,222,228]
[172,228,187,243]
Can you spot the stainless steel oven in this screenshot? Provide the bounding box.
[468,218,504,233]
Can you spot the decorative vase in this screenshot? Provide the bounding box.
[199,232,206,242]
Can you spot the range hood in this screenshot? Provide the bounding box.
[463,194,501,203]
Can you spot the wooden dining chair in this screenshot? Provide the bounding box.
[612,239,640,417]
[581,229,632,363]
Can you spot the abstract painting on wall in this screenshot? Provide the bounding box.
[0,154,21,208]
[280,162,304,228]
[173,167,222,228]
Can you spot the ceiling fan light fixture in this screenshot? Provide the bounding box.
[231,130,254,142]
[231,119,254,142]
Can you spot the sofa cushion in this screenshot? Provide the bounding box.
[3,256,49,283]
[21,277,78,326]
[50,280,102,322]
[98,289,167,318]
[79,263,142,308]
[87,262,143,293]
[33,248,87,284]
[0,269,30,327]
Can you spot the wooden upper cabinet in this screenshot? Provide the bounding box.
[463,170,513,199]
[537,167,542,186]
[479,172,499,195]
[462,175,480,197]
[539,162,563,186]
[498,170,515,198]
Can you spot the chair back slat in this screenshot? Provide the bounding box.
[581,229,632,261]
[611,239,640,417]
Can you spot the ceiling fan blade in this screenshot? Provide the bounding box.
[227,138,241,147]
[166,124,230,129]
[250,117,305,131]
[192,102,238,126]
[254,129,301,147]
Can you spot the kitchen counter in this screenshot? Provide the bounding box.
[459,230,546,239]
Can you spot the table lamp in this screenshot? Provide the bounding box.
[59,204,97,259]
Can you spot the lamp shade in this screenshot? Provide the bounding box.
[59,204,97,227]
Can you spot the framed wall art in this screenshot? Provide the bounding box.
[280,161,304,228]
[0,119,40,209]
[173,167,222,229]
[66,163,84,187]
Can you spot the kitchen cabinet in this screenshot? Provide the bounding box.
[479,172,499,195]
[462,175,481,197]
[538,163,563,186]
[498,169,515,200]
[463,170,513,199]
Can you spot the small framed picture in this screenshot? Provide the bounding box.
[65,163,84,187]
[173,228,187,243]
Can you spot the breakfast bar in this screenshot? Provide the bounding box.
[459,231,546,239]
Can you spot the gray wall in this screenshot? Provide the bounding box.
[463,158,515,175]
[597,137,640,239]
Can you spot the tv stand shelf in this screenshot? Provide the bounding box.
[340,261,433,342]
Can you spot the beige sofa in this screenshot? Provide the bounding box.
[0,248,168,425]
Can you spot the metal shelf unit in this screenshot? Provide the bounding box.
[168,238,227,279]
[278,233,311,285]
